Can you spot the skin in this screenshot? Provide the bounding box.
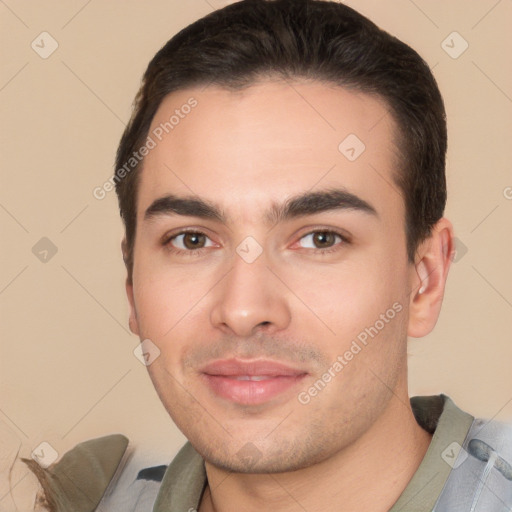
[125,80,454,511]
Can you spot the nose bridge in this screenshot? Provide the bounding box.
[210,241,291,336]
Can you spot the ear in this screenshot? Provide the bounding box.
[408,218,455,338]
[122,238,139,336]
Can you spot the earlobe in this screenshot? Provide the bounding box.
[407,218,454,338]
[126,279,140,336]
[122,238,140,336]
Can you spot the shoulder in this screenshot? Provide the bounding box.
[24,434,174,511]
[434,415,512,511]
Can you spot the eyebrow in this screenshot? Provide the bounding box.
[144,188,378,225]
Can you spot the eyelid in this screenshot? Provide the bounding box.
[175,232,215,250]
[298,231,343,247]
[161,228,216,252]
[293,225,352,244]
[290,227,351,253]
[161,227,211,242]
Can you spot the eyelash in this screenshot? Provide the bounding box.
[298,230,350,255]
[162,228,350,257]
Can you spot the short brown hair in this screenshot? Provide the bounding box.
[115,0,447,279]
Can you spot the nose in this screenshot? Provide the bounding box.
[209,246,292,337]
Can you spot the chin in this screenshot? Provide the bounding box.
[195,433,337,475]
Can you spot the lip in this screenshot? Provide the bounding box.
[200,358,308,405]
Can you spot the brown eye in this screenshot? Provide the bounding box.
[167,231,213,252]
[182,232,206,249]
[299,231,343,250]
[312,231,337,248]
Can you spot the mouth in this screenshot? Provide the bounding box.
[200,358,308,405]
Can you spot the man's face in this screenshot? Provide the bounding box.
[127,80,416,472]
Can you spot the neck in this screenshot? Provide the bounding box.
[199,389,432,512]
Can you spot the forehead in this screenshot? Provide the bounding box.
[137,80,403,223]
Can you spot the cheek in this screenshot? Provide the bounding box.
[131,260,217,387]
[133,277,175,338]
[131,249,211,338]
[280,251,407,339]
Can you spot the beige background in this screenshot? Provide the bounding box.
[1,0,511,507]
